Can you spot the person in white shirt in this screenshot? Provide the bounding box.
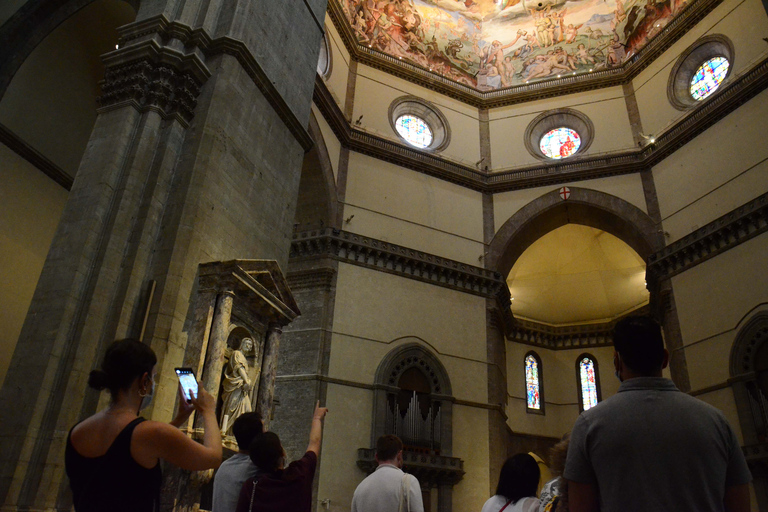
[351,435,424,512]
[212,413,263,512]
[481,453,541,512]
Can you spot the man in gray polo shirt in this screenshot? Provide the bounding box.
[564,315,752,512]
[212,412,263,512]
[351,435,424,512]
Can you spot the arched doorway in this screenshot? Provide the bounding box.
[729,310,768,510]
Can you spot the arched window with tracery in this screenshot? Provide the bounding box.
[576,354,601,412]
[525,352,543,414]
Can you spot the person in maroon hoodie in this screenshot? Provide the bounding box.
[236,401,328,512]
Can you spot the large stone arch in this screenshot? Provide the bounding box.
[0,0,139,101]
[294,110,339,231]
[487,187,663,279]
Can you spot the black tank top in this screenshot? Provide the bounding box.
[65,417,162,512]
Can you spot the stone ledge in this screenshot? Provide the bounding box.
[647,192,768,283]
[290,228,505,299]
[0,122,72,190]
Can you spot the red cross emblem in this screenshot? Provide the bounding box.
[559,187,571,200]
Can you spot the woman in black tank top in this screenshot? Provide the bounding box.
[66,339,223,512]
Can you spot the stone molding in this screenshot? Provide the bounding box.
[508,310,648,350]
[326,0,724,108]
[313,55,768,192]
[290,228,506,299]
[647,192,768,284]
[98,40,207,126]
[0,122,72,190]
[356,448,465,487]
[108,16,313,150]
[286,267,336,290]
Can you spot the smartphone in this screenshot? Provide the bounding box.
[175,367,199,403]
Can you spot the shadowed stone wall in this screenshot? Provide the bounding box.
[0,1,327,510]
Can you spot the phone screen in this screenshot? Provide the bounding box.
[175,368,198,402]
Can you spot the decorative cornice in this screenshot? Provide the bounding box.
[290,228,508,300]
[313,55,768,193]
[98,40,207,126]
[356,448,465,487]
[647,192,768,284]
[507,307,649,350]
[327,0,724,108]
[112,16,313,151]
[0,122,72,190]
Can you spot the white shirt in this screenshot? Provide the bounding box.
[480,495,540,512]
[351,463,424,512]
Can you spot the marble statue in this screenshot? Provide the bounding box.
[220,337,255,436]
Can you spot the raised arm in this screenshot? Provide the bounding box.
[306,400,328,455]
[724,484,750,512]
[140,382,222,471]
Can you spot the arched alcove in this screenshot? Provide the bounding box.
[729,310,768,510]
[487,187,662,279]
[0,0,136,177]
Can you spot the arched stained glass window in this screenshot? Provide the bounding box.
[690,57,729,101]
[577,354,601,412]
[525,354,542,411]
[540,127,581,159]
[395,114,433,149]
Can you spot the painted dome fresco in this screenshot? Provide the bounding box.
[337,0,687,91]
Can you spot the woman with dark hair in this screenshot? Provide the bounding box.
[65,339,222,512]
[481,453,541,512]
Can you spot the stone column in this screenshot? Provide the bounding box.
[438,483,453,512]
[0,1,328,509]
[258,324,282,430]
[203,291,235,402]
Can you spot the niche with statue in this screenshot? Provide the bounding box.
[218,328,264,441]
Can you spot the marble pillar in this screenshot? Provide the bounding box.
[258,324,282,430]
[203,291,235,402]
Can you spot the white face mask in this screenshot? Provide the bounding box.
[139,376,155,411]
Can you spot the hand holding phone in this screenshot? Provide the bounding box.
[175,368,199,403]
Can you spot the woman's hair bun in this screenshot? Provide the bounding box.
[88,369,110,390]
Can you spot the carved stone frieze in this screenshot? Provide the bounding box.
[290,228,506,300]
[98,56,203,124]
[647,192,768,284]
[313,55,768,193]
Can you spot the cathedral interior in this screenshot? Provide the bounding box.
[0,0,767,510]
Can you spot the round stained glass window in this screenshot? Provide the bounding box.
[395,114,433,149]
[690,57,729,100]
[540,127,581,159]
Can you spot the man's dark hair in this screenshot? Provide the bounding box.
[376,434,403,462]
[495,453,540,502]
[249,431,283,473]
[232,413,263,451]
[613,315,665,375]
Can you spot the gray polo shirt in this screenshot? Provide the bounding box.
[351,463,424,512]
[212,453,259,512]
[564,377,752,512]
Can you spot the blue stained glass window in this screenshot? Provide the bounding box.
[690,57,729,101]
[395,114,433,148]
[525,355,540,410]
[540,127,581,159]
[579,357,598,410]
